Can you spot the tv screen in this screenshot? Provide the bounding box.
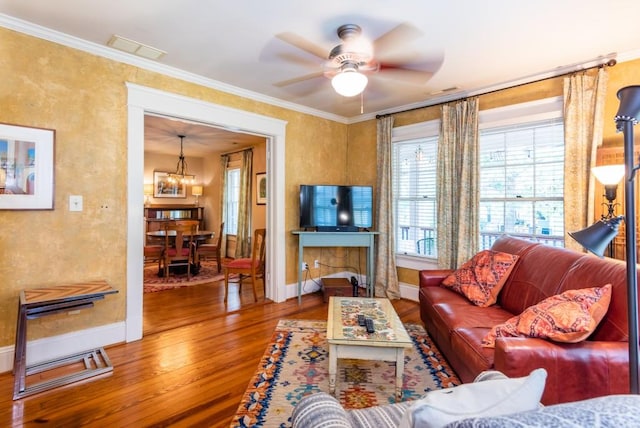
[299,185,373,231]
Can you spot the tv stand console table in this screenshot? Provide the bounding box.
[292,231,378,303]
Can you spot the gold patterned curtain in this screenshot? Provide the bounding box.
[219,154,229,259]
[437,97,480,269]
[563,68,608,251]
[235,149,253,258]
[374,116,400,299]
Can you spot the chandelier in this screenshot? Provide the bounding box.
[167,134,195,184]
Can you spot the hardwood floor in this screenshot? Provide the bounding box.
[0,280,422,427]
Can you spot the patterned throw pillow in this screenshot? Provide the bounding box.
[482,283,612,348]
[441,250,519,307]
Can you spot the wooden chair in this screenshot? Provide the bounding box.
[223,228,266,302]
[160,221,197,282]
[196,222,224,272]
[143,245,164,272]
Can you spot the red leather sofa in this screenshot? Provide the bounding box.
[419,234,634,405]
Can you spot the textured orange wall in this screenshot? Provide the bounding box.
[350,61,640,287]
[0,27,347,347]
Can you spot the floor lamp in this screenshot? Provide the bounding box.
[569,85,640,394]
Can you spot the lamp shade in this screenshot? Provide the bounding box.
[615,86,640,130]
[568,216,624,258]
[191,185,203,196]
[592,165,625,186]
[331,69,368,97]
[144,183,154,196]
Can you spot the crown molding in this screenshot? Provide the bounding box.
[0,13,350,124]
[3,13,640,126]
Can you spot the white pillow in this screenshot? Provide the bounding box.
[398,368,547,428]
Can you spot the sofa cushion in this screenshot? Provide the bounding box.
[398,368,547,428]
[449,327,497,382]
[482,283,612,348]
[494,243,582,315]
[441,250,519,307]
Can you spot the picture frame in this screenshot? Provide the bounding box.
[0,123,55,210]
[256,172,267,205]
[153,171,188,198]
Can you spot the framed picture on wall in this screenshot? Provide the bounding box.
[153,171,187,198]
[256,172,267,205]
[0,122,55,210]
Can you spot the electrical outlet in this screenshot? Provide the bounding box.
[314,260,320,268]
[301,262,309,271]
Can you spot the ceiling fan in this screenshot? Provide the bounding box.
[274,23,442,97]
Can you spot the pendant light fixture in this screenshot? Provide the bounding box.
[167,135,195,184]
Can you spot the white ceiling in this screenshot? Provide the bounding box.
[144,114,264,157]
[2,0,640,153]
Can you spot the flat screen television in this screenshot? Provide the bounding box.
[299,185,373,232]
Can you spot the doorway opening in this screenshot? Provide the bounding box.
[127,83,287,342]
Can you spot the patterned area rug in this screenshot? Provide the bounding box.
[231,319,460,428]
[143,260,228,292]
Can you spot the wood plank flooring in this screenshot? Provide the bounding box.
[0,280,422,427]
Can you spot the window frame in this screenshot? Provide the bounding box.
[478,96,565,250]
[390,96,564,269]
[224,167,241,236]
[392,120,440,270]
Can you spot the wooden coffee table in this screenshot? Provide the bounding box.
[327,296,413,400]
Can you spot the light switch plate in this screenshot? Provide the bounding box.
[69,195,83,211]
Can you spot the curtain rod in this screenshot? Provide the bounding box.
[221,146,253,156]
[375,59,617,119]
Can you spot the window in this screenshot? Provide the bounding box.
[392,121,439,258]
[390,97,564,260]
[479,99,565,250]
[225,168,240,235]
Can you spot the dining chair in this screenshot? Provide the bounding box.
[196,222,224,272]
[160,221,197,282]
[223,228,266,302]
[143,244,164,272]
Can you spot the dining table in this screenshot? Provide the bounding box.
[146,229,214,244]
[145,230,214,276]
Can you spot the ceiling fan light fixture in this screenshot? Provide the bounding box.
[331,68,368,97]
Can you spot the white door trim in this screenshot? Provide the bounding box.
[126,83,287,342]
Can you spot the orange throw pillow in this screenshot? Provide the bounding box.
[482,283,613,348]
[441,250,519,307]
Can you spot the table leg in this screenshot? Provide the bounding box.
[297,240,303,303]
[395,348,405,401]
[329,344,337,395]
[12,302,27,399]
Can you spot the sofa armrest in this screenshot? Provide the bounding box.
[291,392,352,428]
[493,337,630,404]
[419,269,453,289]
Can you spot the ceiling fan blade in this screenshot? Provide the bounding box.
[276,32,328,60]
[372,23,423,60]
[275,51,322,68]
[377,64,435,85]
[274,71,324,87]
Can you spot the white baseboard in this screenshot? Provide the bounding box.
[399,282,419,301]
[285,274,420,302]
[0,321,126,374]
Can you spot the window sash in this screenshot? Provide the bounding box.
[225,168,240,235]
[392,135,438,257]
[479,117,565,250]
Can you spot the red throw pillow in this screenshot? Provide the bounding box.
[482,283,613,348]
[441,250,519,307]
